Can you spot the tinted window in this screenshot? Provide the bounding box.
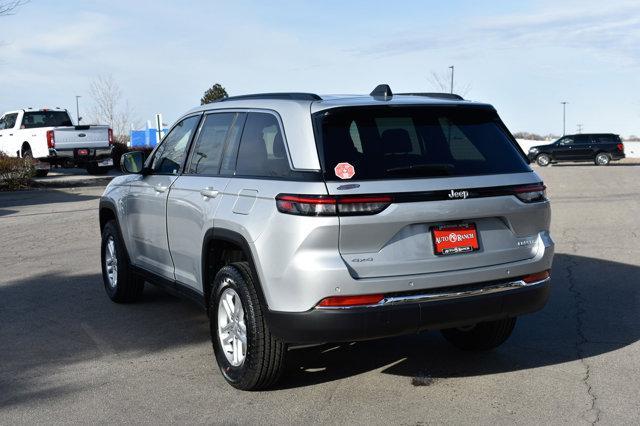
[219,113,246,175]
[187,113,236,175]
[558,137,574,145]
[316,106,529,181]
[595,135,618,144]
[21,111,72,128]
[236,112,291,177]
[0,113,18,130]
[574,135,590,144]
[149,115,200,174]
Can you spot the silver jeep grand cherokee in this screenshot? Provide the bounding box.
[99,85,554,390]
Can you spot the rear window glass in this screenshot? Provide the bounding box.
[21,111,73,129]
[315,106,530,181]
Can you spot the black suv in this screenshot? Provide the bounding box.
[527,134,625,166]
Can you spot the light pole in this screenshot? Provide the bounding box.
[449,65,454,94]
[75,95,82,124]
[561,101,568,135]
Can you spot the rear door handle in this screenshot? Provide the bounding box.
[154,185,167,193]
[200,188,219,198]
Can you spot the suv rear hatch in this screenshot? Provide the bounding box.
[314,105,548,279]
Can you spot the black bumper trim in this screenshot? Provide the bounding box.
[266,280,550,344]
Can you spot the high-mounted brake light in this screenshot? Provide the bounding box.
[511,183,546,203]
[317,294,385,307]
[275,194,392,216]
[46,130,55,149]
[108,128,114,145]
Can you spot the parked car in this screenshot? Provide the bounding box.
[527,133,625,166]
[99,86,554,390]
[0,108,114,176]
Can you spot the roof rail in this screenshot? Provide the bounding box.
[219,92,322,102]
[396,92,465,100]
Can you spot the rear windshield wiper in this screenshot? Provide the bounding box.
[385,163,454,176]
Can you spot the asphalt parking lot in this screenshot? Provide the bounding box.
[1,163,639,424]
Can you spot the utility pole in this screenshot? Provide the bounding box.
[449,65,455,94]
[75,95,82,124]
[577,124,583,134]
[561,101,568,135]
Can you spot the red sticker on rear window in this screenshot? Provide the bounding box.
[334,162,355,179]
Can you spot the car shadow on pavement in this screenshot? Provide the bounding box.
[0,253,637,402]
[0,272,210,408]
[278,253,639,389]
[0,189,99,216]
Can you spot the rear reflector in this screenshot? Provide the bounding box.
[511,183,546,203]
[317,294,384,307]
[522,270,550,284]
[276,194,392,216]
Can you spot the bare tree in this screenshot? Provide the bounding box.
[427,70,472,97]
[0,0,27,16]
[89,74,137,143]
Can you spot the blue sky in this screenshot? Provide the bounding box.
[1,0,639,136]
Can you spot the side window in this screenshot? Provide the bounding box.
[1,113,18,130]
[574,135,590,144]
[559,137,574,145]
[187,113,235,175]
[349,121,363,153]
[236,112,291,177]
[596,135,615,144]
[149,115,200,175]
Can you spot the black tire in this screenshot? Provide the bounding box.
[100,220,144,303]
[87,163,110,175]
[22,148,48,176]
[441,317,517,351]
[535,153,551,167]
[210,262,286,390]
[594,152,611,166]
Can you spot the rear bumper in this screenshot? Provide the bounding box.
[267,277,550,344]
[611,152,625,160]
[42,147,113,163]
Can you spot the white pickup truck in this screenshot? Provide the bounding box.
[0,108,114,176]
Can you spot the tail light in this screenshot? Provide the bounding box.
[522,270,550,283]
[617,143,624,152]
[275,194,392,216]
[511,183,546,203]
[46,130,55,149]
[317,294,384,308]
[108,128,114,145]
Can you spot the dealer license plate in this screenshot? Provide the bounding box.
[431,223,479,256]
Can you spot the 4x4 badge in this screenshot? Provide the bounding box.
[448,189,469,199]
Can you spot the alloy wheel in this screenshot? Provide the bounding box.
[217,286,247,367]
[105,236,118,289]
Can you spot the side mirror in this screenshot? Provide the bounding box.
[120,151,144,174]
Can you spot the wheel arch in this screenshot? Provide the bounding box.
[99,199,132,264]
[21,142,31,157]
[201,228,269,313]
